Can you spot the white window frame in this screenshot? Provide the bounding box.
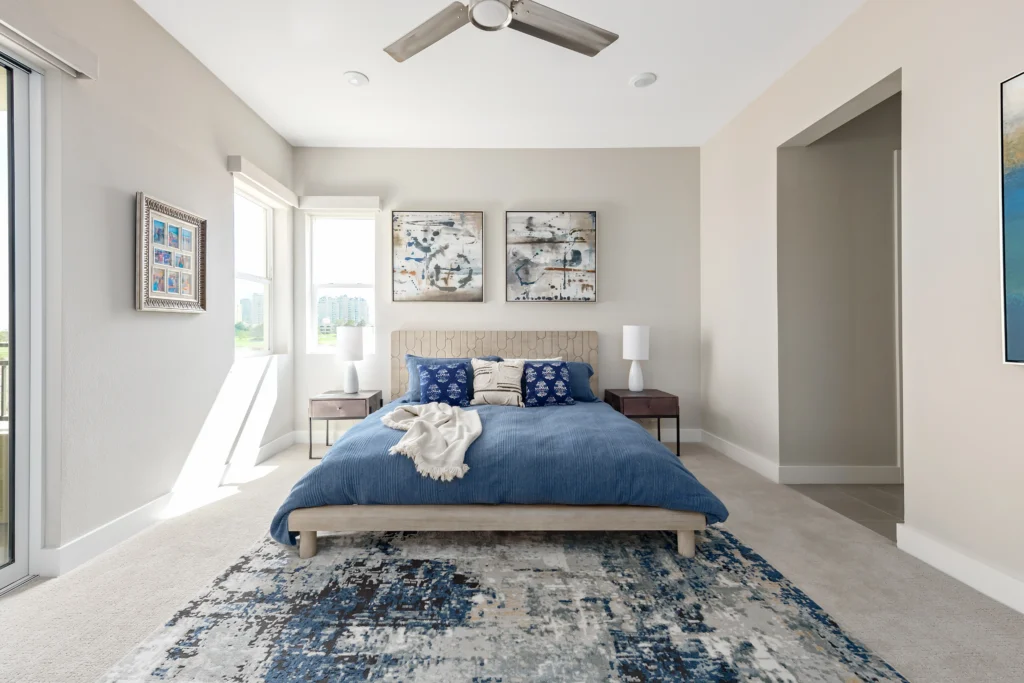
[306,211,376,354]
[233,187,274,358]
[0,54,32,589]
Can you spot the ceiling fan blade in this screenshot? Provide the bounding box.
[509,0,618,57]
[384,2,470,62]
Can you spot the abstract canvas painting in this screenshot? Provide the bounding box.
[506,211,597,302]
[1003,71,1024,362]
[392,211,484,302]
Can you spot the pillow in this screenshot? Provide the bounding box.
[509,359,596,401]
[566,361,599,402]
[405,354,502,401]
[470,359,525,406]
[418,361,471,407]
[522,361,576,407]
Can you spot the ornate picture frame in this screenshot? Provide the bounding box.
[136,193,207,313]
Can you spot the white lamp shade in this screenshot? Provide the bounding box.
[336,326,364,361]
[622,325,650,361]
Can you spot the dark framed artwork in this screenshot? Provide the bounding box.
[391,211,484,302]
[1002,70,1024,363]
[136,193,206,313]
[506,211,597,302]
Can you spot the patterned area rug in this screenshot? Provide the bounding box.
[103,529,906,682]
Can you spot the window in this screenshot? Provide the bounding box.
[310,215,375,351]
[234,191,273,356]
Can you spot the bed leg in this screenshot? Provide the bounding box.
[677,530,696,558]
[299,531,318,559]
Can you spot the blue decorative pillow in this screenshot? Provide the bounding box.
[566,362,599,402]
[418,361,471,407]
[405,354,502,401]
[523,362,576,407]
[516,359,597,402]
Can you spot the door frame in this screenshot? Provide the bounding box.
[0,59,30,589]
[893,149,904,478]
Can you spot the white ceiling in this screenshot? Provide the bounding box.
[134,0,864,148]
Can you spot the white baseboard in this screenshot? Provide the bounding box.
[778,465,903,485]
[30,492,172,577]
[652,428,702,444]
[30,433,298,577]
[256,432,297,464]
[700,430,779,482]
[699,431,903,485]
[897,523,1024,615]
[28,547,58,577]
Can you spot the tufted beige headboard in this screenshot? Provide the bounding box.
[390,330,599,400]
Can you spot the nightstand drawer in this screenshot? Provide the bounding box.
[621,396,678,417]
[309,399,369,419]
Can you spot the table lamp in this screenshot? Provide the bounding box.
[622,325,649,392]
[336,326,364,394]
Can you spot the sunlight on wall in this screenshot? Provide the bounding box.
[163,356,279,518]
[224,356,279,485]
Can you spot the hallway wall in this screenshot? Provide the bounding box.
[701,0,1024,584]
[777,94,902,468]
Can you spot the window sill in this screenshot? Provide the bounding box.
[235,349,273,359]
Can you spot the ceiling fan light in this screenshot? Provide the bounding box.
[470,0,512,31]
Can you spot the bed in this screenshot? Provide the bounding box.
[272,330,728,559]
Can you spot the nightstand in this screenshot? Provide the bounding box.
[308,390,383,460]
[604,389,681,455]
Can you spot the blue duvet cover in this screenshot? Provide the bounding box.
[271,400,729,544]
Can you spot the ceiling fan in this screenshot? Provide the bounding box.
[384,0,619,63]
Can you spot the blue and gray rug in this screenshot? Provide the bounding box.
[103,528,906,682]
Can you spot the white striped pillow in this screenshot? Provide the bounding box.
[470,359,525,407]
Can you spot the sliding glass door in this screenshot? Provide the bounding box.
[0,58,29,589]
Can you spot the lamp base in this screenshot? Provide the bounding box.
[628,360,644,392]
[342,362,360,394]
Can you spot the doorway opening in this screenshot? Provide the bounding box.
[776,74,904,541]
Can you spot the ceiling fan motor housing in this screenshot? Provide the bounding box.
[470,0,513,31]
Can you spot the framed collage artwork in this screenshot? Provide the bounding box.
[136,193,207,312]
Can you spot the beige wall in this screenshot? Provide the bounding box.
[292,147,702,432]
[702,0,1024,574]
[777,94,901,467]
[29,0,295,544]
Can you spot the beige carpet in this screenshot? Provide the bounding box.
[0,443,1021,682]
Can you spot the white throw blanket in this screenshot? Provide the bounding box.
[380,402,482,481]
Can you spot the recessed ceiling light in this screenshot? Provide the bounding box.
[630,72,658,89]
[344,71,369,87]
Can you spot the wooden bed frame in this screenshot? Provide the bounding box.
[289,330,706,559]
